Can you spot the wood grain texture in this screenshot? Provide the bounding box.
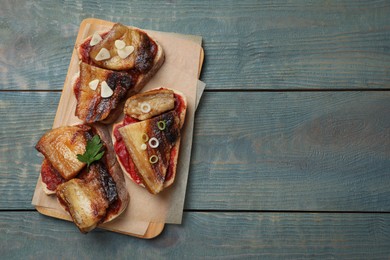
[1,0,389,90]
[1,211,390,259]
[188,91,390,211]
[1,92,389,212]
[0,92,58,209]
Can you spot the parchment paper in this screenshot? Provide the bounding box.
[31,18,204,236]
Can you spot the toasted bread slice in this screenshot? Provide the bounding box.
[80,23,158,72]
[74,23,165,124]
[36,123,129,233]
[112,88,187,194]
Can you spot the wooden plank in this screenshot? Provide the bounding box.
[1,91,389,212]
[1,0,389,90]
[0,92,58,209]
[188,91,390,211]
[1,211,390,259]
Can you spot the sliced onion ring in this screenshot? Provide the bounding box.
[149,155,158,164]
[157,120,166,131]
[148,137,159,148]
[140,102,151,113]
[141,133,149,142]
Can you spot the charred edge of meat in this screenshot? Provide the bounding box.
[83,129,119,205]
[157,111,180,145]
[148,111,180,182]
[93,98,110,122]
[85,96,99,122]
[95,161,118,205]
[84,130,93,142]
[135,33,155,73]
[106,72,135,92]
[85,72,136,122]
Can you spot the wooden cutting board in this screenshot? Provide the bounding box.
[34,18,204,239]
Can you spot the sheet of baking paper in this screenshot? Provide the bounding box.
[32,18,204,235]
[196,80,206,110]
[147,30,203,79]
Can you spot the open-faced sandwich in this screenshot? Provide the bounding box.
[35,123,129,233]
[73,23,165,124]
[112,88,187,194]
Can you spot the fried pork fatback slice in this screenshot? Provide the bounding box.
[83,23,158,72]
[74,62,137,123]
[124,88,175,121]
[56,174,108,233]
[35,125,89,180]
[118,111,181,194]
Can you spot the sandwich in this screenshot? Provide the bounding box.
[73,23,165,124]
[35,123,129,233]
[112,88,187,194]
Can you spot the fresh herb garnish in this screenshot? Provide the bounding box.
[77,135,105,167]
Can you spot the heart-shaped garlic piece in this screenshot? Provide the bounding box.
[117,45,135,59]
[95,48,110,61]
[100,81,113,98]
[88,79,99,90]
[90,32,102,46]
[115,40,126,50]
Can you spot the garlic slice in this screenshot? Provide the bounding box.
[115,40,126,50]
[88,79,99,90]
[90,32,102,46]
[117,45,135,59]
[100,81,113,98]
[95,48,110,61]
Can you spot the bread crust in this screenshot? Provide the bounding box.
[112,88,187,193]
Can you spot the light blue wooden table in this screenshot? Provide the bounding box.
[1,0,389,258]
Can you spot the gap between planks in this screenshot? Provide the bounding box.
[1,209,390,215]
[1,88,390,93]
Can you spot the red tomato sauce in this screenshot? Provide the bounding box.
[104,198,122,222]
[40,159,65,191]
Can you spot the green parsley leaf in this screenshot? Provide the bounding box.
[77,135,105,167]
